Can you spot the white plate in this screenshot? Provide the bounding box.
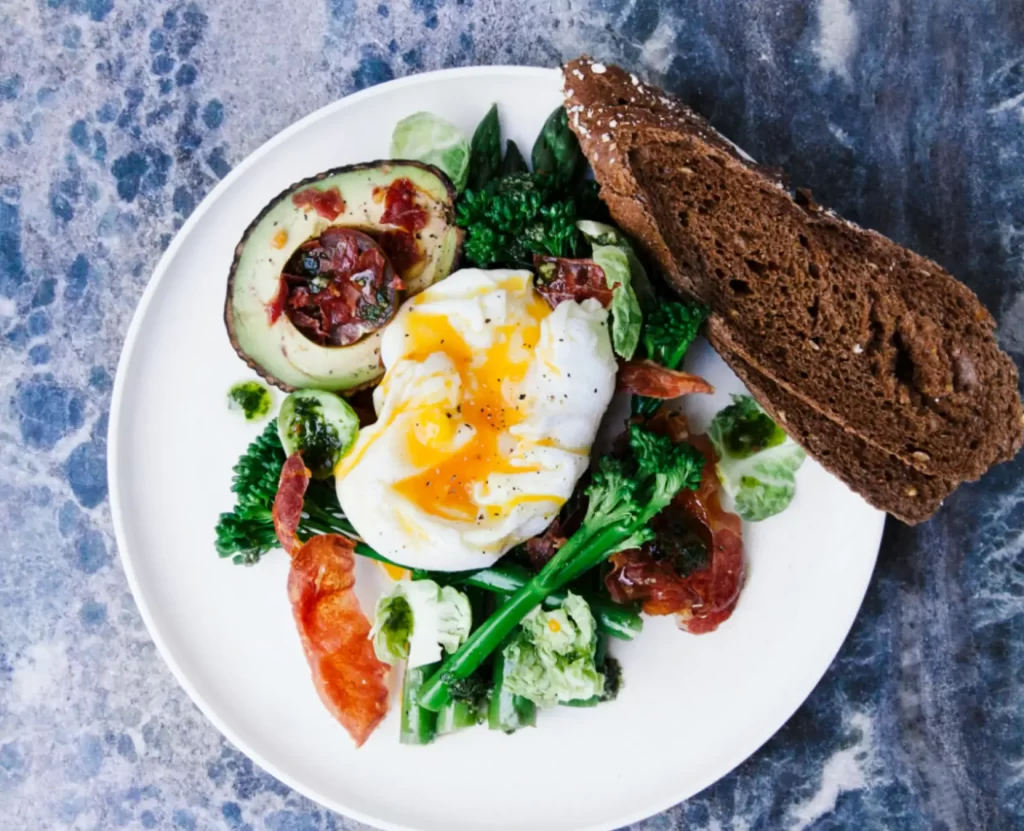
[108,67,885,831]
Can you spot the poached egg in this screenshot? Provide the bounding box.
[336,268,617,571]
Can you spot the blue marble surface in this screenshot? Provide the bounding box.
[1,0,1022,828]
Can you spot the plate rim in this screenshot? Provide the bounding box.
[107,64,884,831]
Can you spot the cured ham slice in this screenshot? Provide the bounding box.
[617,359,714,398]
[287,534,390,746]
[272,453,310,555]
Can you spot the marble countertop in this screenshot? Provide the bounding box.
[2,1,1022,829]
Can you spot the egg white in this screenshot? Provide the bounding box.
[336,268,617,571]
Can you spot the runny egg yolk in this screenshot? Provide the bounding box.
[391,290,554,521]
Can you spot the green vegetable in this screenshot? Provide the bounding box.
[488,645,536,733]
[633,300,709,417]
[501,139,528,175]
[400,663,438,745]
[418,426,704,712]
[227,381,272,422]
[501,593,604,706]
[532,106,584,193]
[391,112,471,192]
[591,243,643,359]
[561,634,622,707]
[436,698,485,735]
[709,395,807,521]
[370,579,472,668]
[575,219,627,247]
[443,562,642,641]
[457,173,580,267]
[467,104,501,192]
[277,389,359,478]
[577,220,655,310]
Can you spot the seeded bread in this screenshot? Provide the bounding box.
[564,57,1023,486]
[726,355,957,523]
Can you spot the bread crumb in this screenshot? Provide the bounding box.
[592,62,607,74]
[905,486,919,497]
[911,451,931,464]
[853,343,863,354]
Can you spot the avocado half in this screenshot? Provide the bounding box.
[225,160,462,392]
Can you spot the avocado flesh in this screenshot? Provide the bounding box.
[226,161,461,392]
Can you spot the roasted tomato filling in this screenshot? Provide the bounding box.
[279,227,403,347]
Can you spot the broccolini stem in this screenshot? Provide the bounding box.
[418,523,630,712]
[454,564,641,641]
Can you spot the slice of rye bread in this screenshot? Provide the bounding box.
[563,57,1024,482]
[727,355,957,523]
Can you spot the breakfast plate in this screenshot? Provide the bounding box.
[108,66,885,831]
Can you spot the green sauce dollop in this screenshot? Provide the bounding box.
[228,381,272,421]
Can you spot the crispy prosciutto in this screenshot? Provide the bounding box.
[291,186,345,221]
[378,177,430,233]
[617,359,714,398]
[533,255,616,308]
[280,228,403,347]
[288,534,390,746]
[606,418,745,633]
[526,516,570,570]
[272,453,310,555]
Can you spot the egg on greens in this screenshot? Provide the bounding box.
[335,268,617,572]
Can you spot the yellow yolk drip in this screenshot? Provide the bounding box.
[392,289,554,521]
[378,561,411,581]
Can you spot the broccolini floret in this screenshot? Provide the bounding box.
[214,419,358,565]
[457,173,581,267]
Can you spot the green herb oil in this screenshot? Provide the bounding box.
[227,381,272,422]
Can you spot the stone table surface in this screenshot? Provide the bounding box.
[2,1,1023,829]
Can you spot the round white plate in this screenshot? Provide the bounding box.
[108,67,885,831]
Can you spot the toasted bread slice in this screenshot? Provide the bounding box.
[564,57,1023,484]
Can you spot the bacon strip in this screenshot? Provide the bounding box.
[605,433,744,634]
[617,359,714,398]
[273,453,311,555]
[673,436,744,633]
[288,534,390,746]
